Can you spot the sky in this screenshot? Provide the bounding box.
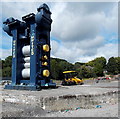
[0,1,118,63]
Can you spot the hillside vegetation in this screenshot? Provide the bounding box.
[0,56,120,80]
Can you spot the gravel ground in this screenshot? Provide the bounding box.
[1,102,119,117]
[2,102,47,117]
[1,80,119,118]
[44,103,119,117]
[2,81,119,98]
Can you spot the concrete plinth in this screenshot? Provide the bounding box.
[1,81,119,111]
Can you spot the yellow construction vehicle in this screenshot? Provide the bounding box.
[61,71,84,85]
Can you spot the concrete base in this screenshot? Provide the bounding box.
[2,81,119,111]
[4,82,56,91]
[4,84,41,91]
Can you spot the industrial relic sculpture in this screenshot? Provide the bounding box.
[3,3,56,90]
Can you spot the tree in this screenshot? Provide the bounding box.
[74,62,85,69]
[50,58,74,80]
[86,57,106,77]
[58,61,74,80]
[2,55,119,79]
[4,56,12,68]
[93,65,103,77]
[106,57,118,74]
[0,59,2,77]
[2,56,12,77]
[76,65,95,78]
[2,67,11,77]
[50,59,59,80]
[115,57,120,74]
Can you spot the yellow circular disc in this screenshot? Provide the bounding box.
[43,44,49,52]
[42,62,48,66]
[43,55,48,60]
[42,55,48,60]
[43,70,50,77]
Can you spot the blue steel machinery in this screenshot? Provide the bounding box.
[3,4,56,90]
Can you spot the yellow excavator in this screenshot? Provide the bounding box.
[61,71,84,85]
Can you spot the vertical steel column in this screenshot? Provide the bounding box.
[29,23,37,86]
[11,29,18,85]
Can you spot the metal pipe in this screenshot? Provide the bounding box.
[24,57,30,63]
[22,69,30,78]
[23,63,30,68]
[22,45,30,56]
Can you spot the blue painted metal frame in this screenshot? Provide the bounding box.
[30,23,37,86]
[3,3,56,91]
[11,29,17,85]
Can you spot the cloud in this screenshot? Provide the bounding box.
[52,2,117,41]
[1,31,12,49]
[51,42,118,63]
[1,2,118,63]
[1,2,42,21]
[50,2,118,63]
[97,43,118,58]
[0,48,12,59]
[51,36,105,62]
[104,3,118,33]
[51,40,60,54]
